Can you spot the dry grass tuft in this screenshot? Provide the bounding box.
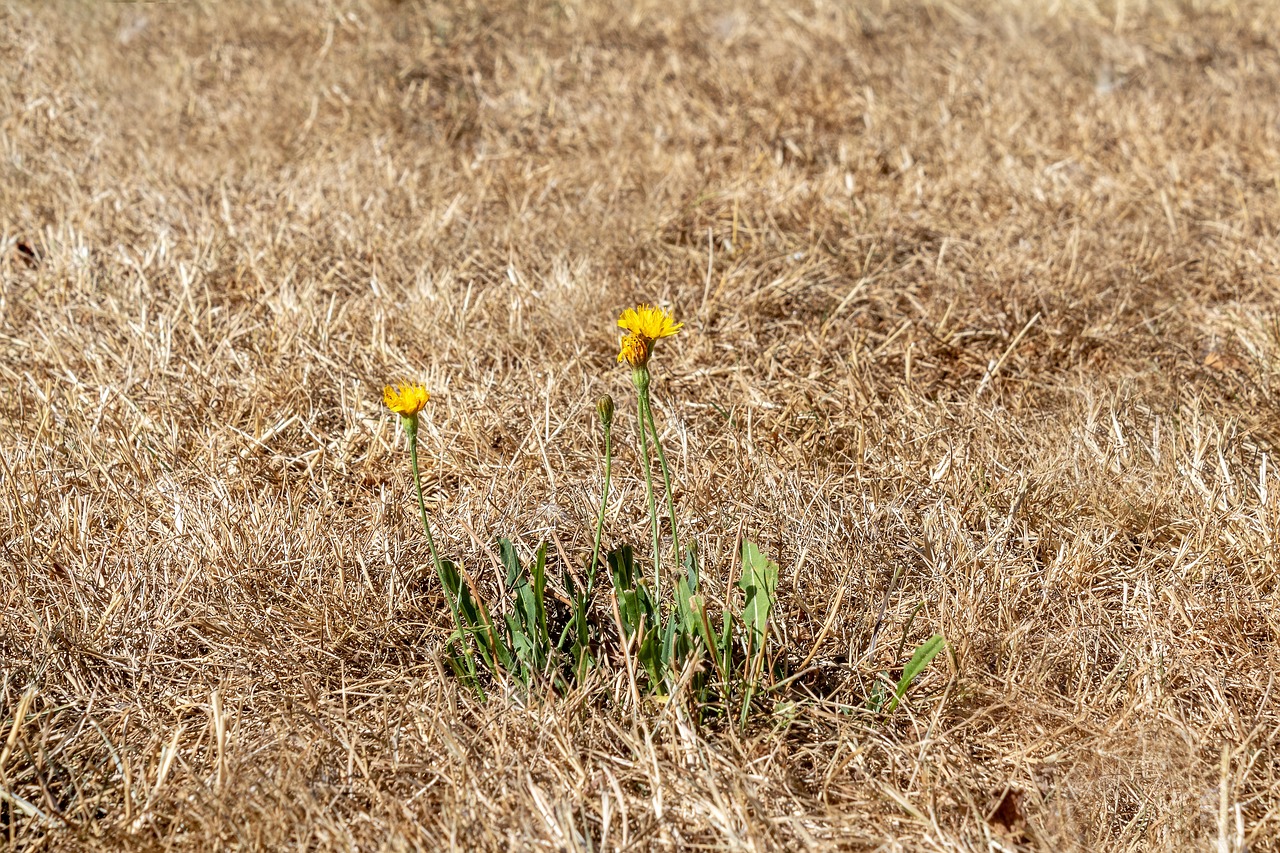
[3,0,1280,849]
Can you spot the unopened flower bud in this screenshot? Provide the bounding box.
[596,394,615,428]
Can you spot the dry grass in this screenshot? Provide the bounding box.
[3,0,1280,848]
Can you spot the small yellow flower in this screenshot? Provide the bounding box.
[384,384,430,418]
[618,304,683,342]
[617,333,650,367]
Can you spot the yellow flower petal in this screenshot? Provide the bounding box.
[618,304,683,342]
[383,384,430,417]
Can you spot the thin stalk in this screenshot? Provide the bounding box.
[408,421,464,641]
[589,422,612,598]
[407,422,442,575]
[632,375,663,602]
[640,387,680,572]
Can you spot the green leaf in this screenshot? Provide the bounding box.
[498,539,556,679]
[737,541,779,661]
[608,545,670,690]
[439,558,509,673]
[735,542,779,726]
[505,614,534,683]
[499,538,523,588]
[689,594,719,662]
[531,543,548,642]
[638,618,665,686]
[682,542,700,591]
[675,543,702,638]
[866,679,887,714]
[608,545,660,637]
[675,572,698,638]
[661,611,678,668]
[886,634,946,714]
[443,641,484,699]
[608,545,637,591]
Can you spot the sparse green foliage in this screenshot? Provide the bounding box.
[436,540,565,691]
[560,561,595,680]
[394,307,949,729]
[607,543,665,686]
[499,539,550,684]
[425,527,788,722]
[737,542,778,669]
[736,540,779,723]
[438,556,504,692]
[869,634,947,716]
[404,356,797,721]
[889,634,946,713]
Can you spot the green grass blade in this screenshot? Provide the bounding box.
[532,542,549,644]
[498,538,522,587]
[440,558,510,673]
[886,634,946,715]
[498,538,551,676]
[737,541,779,674]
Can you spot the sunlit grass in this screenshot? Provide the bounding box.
[2,0,1279,848]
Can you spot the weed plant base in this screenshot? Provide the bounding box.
[3,1,1280,850]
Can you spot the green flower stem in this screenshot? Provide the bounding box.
[401,412,480,697]
[589,421,612,597]
[406,418,442,570]
[631,368,663,602]
[639,386,680,573]
[406,417,460,628]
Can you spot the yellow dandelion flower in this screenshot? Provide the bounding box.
[384,384,430,418]
[618,304,683,342]
[617,333,650,367]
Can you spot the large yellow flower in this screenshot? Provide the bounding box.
[384,384,430,418]
[616,304,681,366]
[618,304,683,342]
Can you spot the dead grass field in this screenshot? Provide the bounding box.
[3,0,1280,849]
